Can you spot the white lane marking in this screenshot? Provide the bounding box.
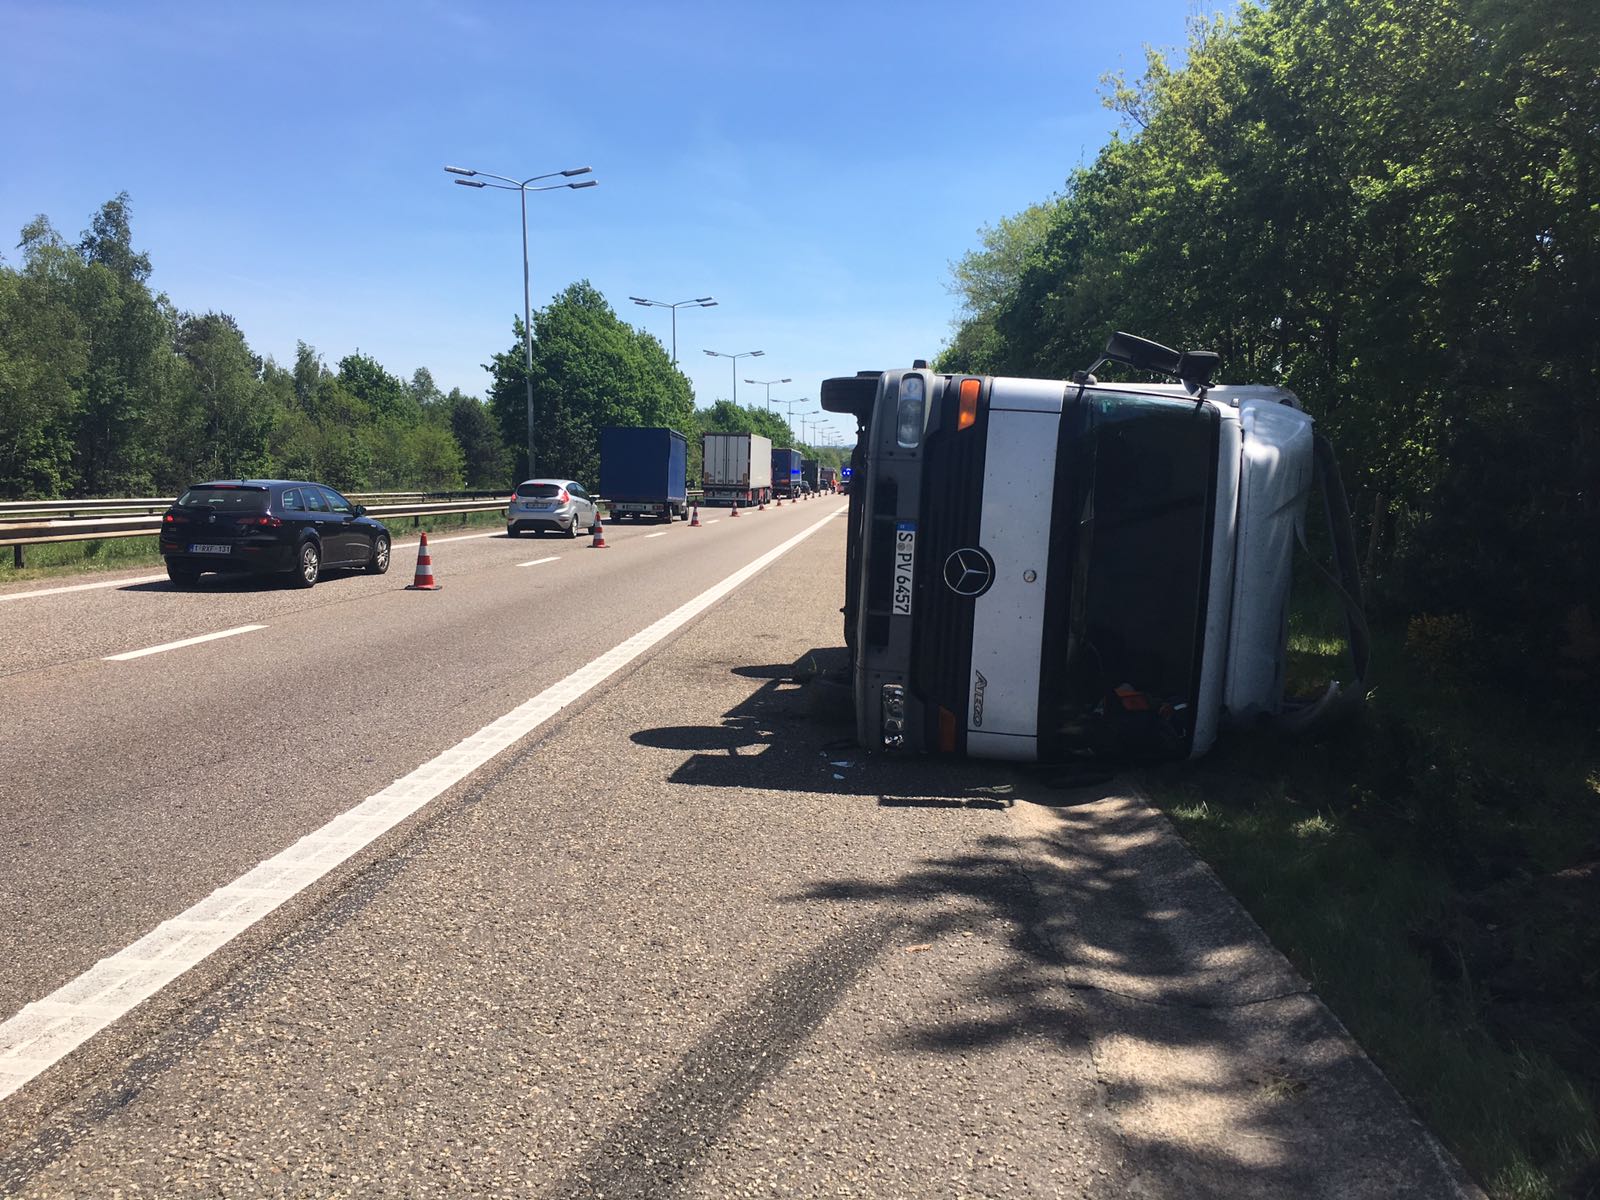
[103,625,267,662]
[644,532,668,539]
[0,574,167,603]
[0,506,843,1102]
[517,557,560,568]
[705,519,720,525]
[396,531,501,547]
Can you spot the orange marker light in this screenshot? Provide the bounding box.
[938,706,959,752]
[958,379,980,430]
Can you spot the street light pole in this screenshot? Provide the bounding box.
[703,348,764,406]
[628,296,718,364]
[776,397,811,444]
[744,377,791,409]
[446,163,597,478]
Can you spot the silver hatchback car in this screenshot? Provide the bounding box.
[506,478,599,538]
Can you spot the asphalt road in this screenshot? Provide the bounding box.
[0,500,1480,1198]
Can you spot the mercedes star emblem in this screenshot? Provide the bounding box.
[942,547,995,597]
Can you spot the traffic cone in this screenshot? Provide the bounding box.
[757,495,766,511]
[590,515,609,548]
[776,494,784,506]
[731,502,741,518]
[406,532,441,590]
[689,504,701,527]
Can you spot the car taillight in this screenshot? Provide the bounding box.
[559,489,570,504]
[162,512,175,524]
[239,516,283,529]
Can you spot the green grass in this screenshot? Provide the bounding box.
[0,509,512,587]
[1144,603,1600,1200]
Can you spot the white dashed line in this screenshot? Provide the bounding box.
[103,625,268,661]
[644,532,668,539]
[0,505,844,1101]
[705,519,720,525]
[517,557,560,567]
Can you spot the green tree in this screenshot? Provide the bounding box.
[0,219,87,497]
[69,194,180,495]
[487,281,697,485]
[450,390,511,489]
[168,312,275,485]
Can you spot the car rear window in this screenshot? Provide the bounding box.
[516,483,562,498]
[176,486,269,513]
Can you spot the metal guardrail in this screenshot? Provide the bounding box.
[0,495,512,569]
[0,489,712,568]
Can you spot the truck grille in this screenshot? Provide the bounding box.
[910,389,990,739]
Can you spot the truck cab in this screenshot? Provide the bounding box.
[822,336,1334,763]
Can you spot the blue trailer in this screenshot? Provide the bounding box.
[771,447,803,499]
[600,426,689,523]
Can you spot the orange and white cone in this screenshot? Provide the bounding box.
[689,504,701,527]
[730,502,741,518]
[406,532,441,590]
[590,515,609,548]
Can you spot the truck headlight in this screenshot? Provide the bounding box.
[881,683,907,748]
[895,375,926,449]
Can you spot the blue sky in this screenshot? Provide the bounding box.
[2,0,1204,447]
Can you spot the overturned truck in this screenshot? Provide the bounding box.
[821,332,1367,763]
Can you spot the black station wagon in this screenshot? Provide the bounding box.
[159,480,391,589]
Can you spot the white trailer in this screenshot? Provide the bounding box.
[701,433,774,507]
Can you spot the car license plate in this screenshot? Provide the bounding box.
[892,522,916,615]
[189,543,231,554]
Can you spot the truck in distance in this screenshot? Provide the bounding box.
[701,432,773,508]
[600,426,689,523]
[771,447,803,499]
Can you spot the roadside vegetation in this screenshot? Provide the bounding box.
[936,0,1597,1194]
[0,208,839,506]
[1143,593,1599,1199]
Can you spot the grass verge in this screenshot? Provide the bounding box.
[1142,611,1600,1200]
[0,509,512,588]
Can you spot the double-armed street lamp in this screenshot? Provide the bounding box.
[745,376,791,409]
[446,162,598,478]
[628,296,717,364]
[704,348,764,406]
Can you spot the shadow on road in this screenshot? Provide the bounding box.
[625,646,1476,1200]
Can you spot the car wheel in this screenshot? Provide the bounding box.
[295,540,321,588]
[166,561,200,589]
[567,517,580,539]
[366,533,390,575]
[507,526,520,538]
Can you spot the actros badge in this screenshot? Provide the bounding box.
[942,547,995,598]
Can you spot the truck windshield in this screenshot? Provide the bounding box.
[1040,390,1219,761]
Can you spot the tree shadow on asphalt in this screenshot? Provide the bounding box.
[626,646,1472,1200]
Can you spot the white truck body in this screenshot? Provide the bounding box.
[701,433,773,502]
[822,345,1361,765]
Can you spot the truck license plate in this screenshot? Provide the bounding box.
[892,522,916,615]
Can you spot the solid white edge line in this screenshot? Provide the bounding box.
[516,557,560,567]
[103,625,268,661]
[0,504,847,1102]
[0,574,168,603]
